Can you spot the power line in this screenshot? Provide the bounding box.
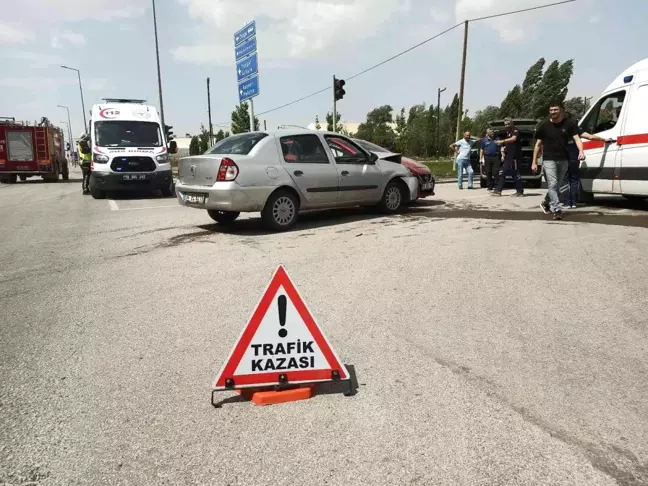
[225,0,576,122]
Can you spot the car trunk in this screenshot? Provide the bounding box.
[178,156,223,186]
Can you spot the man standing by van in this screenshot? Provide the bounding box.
[563,114,613,208]
[532,101,584,220]
[78,133,92,195]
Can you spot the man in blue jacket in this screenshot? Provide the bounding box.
[480,128,500,191]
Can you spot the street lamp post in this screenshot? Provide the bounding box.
[437,87,446,160]
[151,0,166,132]
[57,105,73,147]
[60,65,87,132]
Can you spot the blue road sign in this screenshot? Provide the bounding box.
[238,75,259,103]
[235,37,257,62]
[236,52,258,82]
[234,21,256,47]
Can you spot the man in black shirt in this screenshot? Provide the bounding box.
[532,101,583,219]
[493,118,523,196]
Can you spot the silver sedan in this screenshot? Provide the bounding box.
[175,129,418,231]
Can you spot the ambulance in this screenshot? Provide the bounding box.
[579,58,648,201]
[88,98,177,199]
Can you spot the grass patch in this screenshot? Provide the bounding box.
[420,158,455,178]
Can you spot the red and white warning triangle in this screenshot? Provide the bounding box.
[214,265,350,390]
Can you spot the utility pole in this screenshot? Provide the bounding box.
[332,75,337,133]
[456,20,469,142]
[436,87,446,160]
[151,0,166,132]
[207,77,213,146]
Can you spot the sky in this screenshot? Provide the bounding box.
[1,0,646,140]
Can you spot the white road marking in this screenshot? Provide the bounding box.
[115,205,181,211]
[108,200,119,211]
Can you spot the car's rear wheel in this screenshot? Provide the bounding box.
[378,180,406,214]
[207,210,240,225]
[19,175,27,181]
[262,190,299,231]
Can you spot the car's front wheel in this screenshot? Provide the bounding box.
[262,190,299,231]
[378,180,406,214]
[207,210,240,225]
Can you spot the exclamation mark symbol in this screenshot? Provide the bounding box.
[278,295,287,338]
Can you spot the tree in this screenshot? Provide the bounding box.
[198,124,211,153]
[499,85,524,119]
[215,129,227,142]
[532,60,574,118]
[471,105,500,138]
[189,136,201,155]
[231,102,259,134]
[314,115,321,130]
[325,111,344,132]
[564,97,587,119]
[394,107,407,153]
[521,58,545,117]
[355,105,395,149]
[445,94,460,141]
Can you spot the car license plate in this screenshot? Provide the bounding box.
[185,193,206,204]
[123,174,147,180]
[421,182,433,190]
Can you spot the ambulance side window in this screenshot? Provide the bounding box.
[581,91,626,134]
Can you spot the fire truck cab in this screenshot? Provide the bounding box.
[0,117,69,183]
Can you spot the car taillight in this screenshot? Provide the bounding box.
[217,157,238,181]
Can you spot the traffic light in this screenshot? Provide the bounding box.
[334,77,346,101]
[165,124,174,141]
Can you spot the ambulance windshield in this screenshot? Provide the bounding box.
[94,121,162,147]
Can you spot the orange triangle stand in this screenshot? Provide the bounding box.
[236,384,316,406]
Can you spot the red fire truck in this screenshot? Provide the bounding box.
[0,117,69,183]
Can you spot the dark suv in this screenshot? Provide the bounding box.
[479,119,543,188]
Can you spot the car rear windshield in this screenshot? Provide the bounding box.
[206,133,268,156]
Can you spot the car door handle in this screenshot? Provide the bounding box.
[294,170,303,176]
[341,171,349,176]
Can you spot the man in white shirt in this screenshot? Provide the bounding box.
[450,131,474,190]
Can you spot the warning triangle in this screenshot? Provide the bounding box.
[214,265,350,390]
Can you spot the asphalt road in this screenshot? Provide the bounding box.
[1,168,647,486]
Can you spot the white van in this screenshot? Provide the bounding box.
[88,98,177,199]
[579,58,648,201]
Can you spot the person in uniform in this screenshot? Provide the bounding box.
[78,133,92,195]
[493,118,524,197]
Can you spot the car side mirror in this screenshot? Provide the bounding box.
[368,152,379,164]
[168,140,178,154]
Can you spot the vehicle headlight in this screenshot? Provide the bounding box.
[156,154,169,163]
[93,153,109,163]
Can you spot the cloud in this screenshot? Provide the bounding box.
[589,15,599,24]
[0,23,35,44]
[51,31,86,49]
[172,0,413,65]
[454,0,577,42]
[2,50,64,69]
